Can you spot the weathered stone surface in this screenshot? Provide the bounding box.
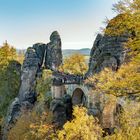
[45,31,62,70]
[3,31,63,139]
[18,47,39,103]
[33,43,46,67]
[51,85,65,99]
[2,46,44,139]
[102,96,117,128]
[88,92,103,118]
[2,98,21,140]
[86,29,130,77]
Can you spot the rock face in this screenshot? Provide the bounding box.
[86,33,129,76]
[2,46,44,139]
[19,47,40,104]
[3,31,63,139]
[18,43,47,104]
[45,31,62,70]
[86,14,134,77]
[33,43,46,67]
[85,25,130,129]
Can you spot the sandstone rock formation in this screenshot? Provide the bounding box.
[86,33,129,76]
[2,31,63,139]
[85,29,130,130]
[18,47,40,104]
[2,46,42,139]
[45,31,62,70]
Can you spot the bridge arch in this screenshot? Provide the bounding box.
[66,84,90,106]
[72,88,85,105]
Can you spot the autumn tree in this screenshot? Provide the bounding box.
[0,42,21,118]
[105,0,140,56]
[8,109,54,140]
[8,70,54,140]
[59,53,88,75]
[104,103,140,140]
[86,0,140,138]
[0,41,16,66]
[16,50,25,64]
[87,0,140,95]
[86,57,140,97]
[55,106,102,140]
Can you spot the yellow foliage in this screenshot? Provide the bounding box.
[8,111,36,140]
[8,108,54,140]
[59,53,88,75]
[55,106,102,140]
[27,111,54,140]
[105,0,140,56]
[104,103,140,140]
[0,42,21,117]
[0,42,17,67]
[86,55,140,96]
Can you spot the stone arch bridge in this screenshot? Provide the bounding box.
[51,69,120,129]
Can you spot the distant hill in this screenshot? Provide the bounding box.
[16,48,91,62]
[62,48,91,57]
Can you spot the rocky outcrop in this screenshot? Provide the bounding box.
[45,31,62,70]
[86,33,129,76]
[18,47,40,104]
[84,15,135,131]
[50,76,71,126]
[85,24,130,129]
[3,31,63,139]
[2,46,44,139]
[86,14,134,77]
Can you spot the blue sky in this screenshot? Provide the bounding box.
[0,0,119,49]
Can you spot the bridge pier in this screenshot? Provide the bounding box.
[50,78,70,126]
[51,78,66,99]
[51,85,65,99]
